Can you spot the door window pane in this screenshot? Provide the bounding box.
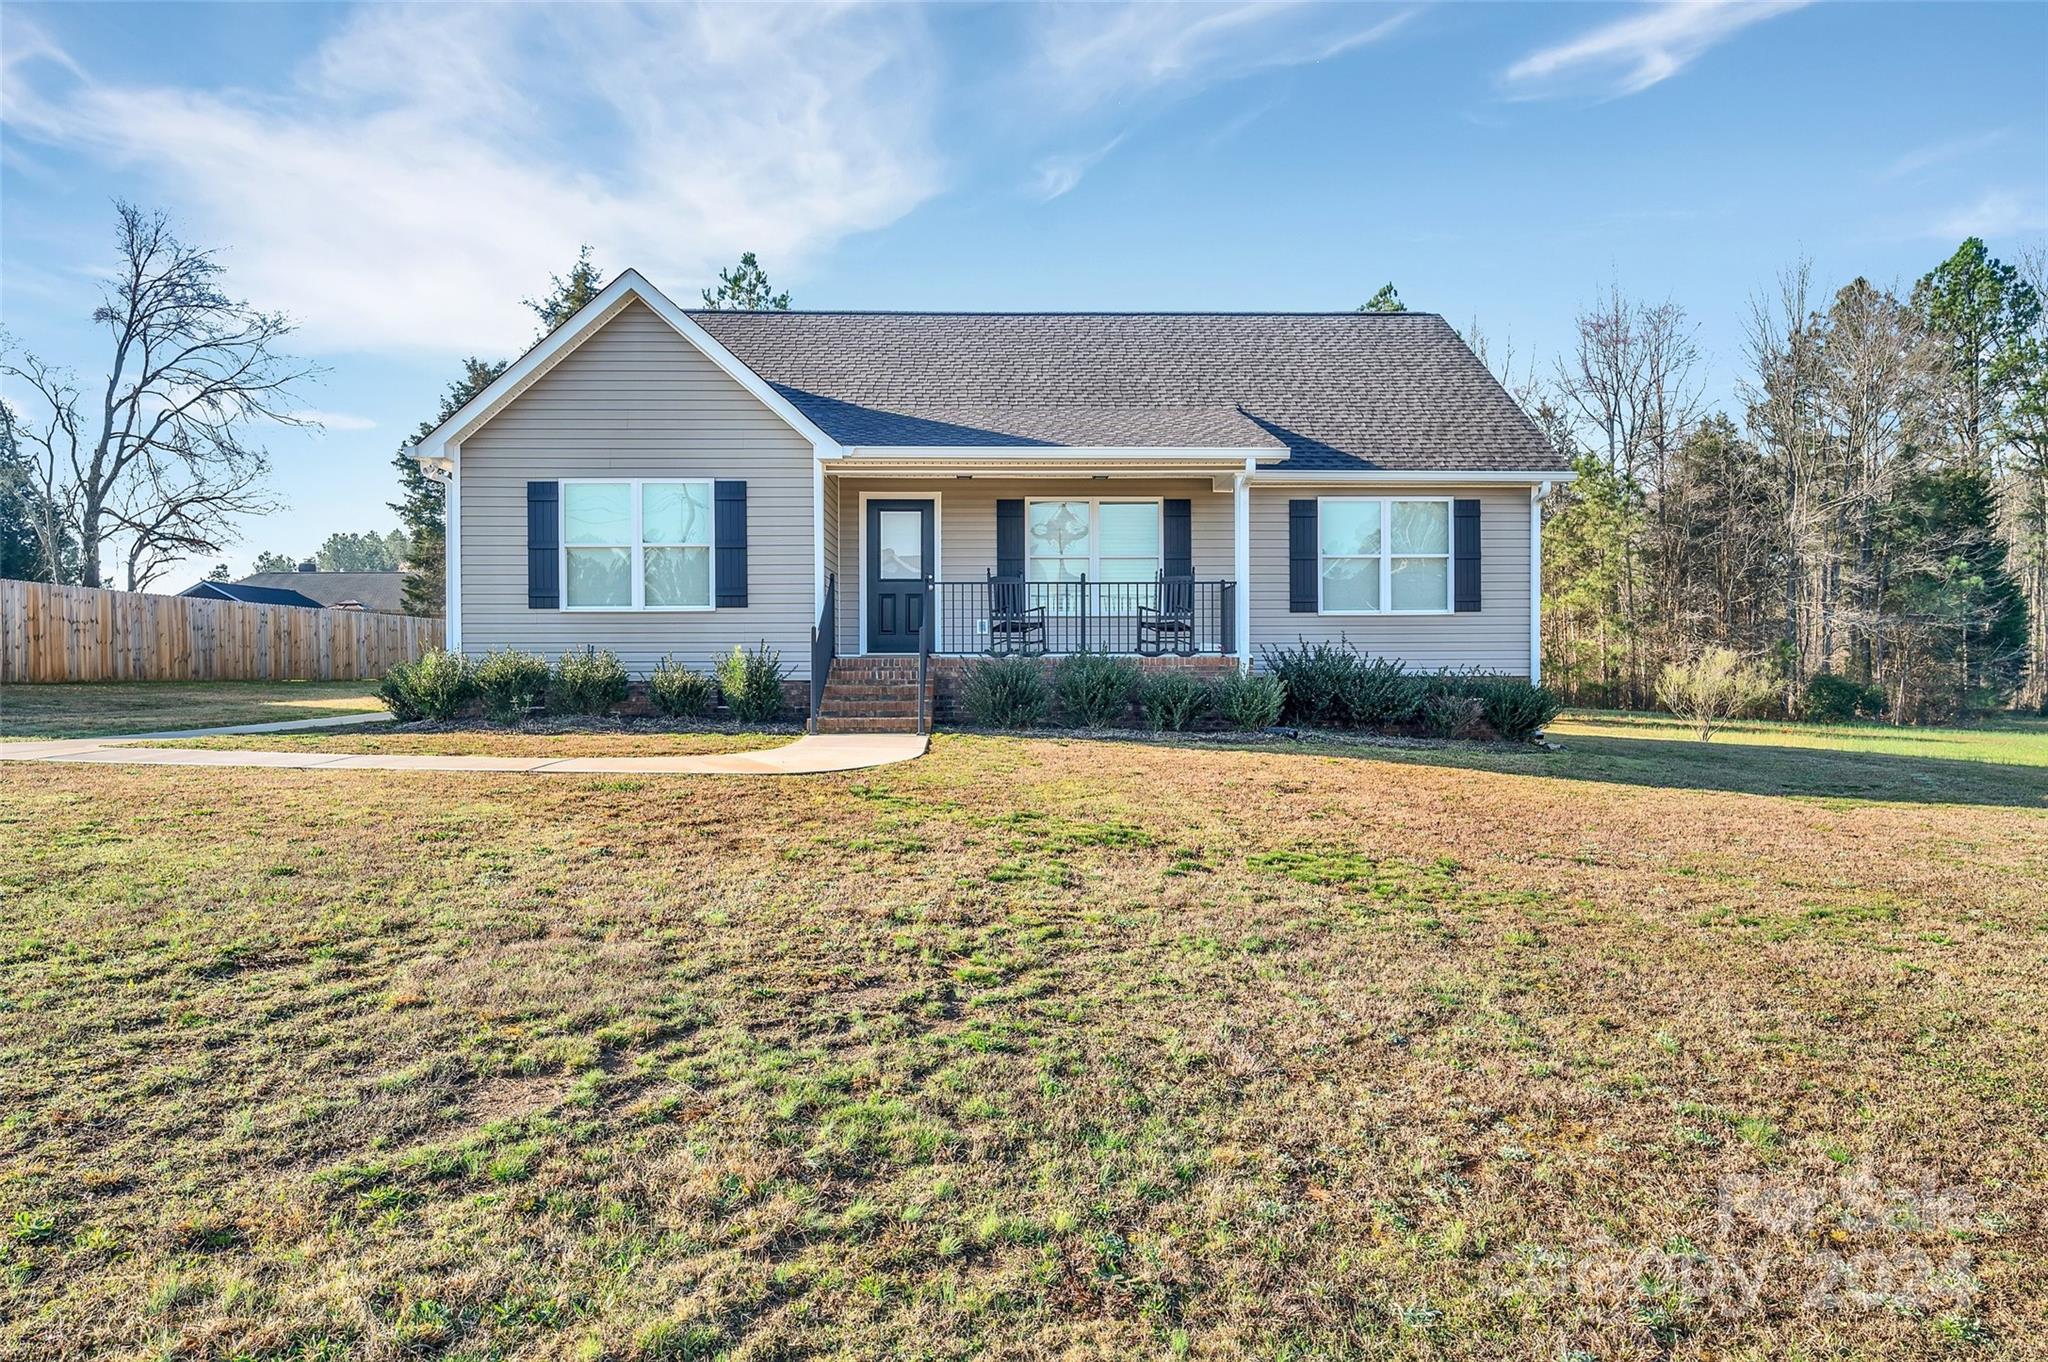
[877,510,924,580]
[1389,557,1449,611]
[564,483,631,545]
[644,546,711,607]
[1390,500,1449,555]
[1321,500,1383,557]
[1322,558,1380,612]
[566,546,631,607]
[643,482,710,545]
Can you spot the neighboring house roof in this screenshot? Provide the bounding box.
[180,580,325,609]
[687,310,1567,473]
[234,572,409,613]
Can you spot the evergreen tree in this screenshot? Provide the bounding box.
[250,551,301,574]
[0,402,78,583]
[700,252,791,310]
[1359,283,1406,313]
[1913,238,2041,468]
[1879,465,2028,719]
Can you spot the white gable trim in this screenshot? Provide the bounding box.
[409,268,841,462]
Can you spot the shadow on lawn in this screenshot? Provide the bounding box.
[1293,731,2048,811]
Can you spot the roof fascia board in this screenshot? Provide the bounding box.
[411,269,841,461]
[1251,469,1577,486]
[837,445,1286,463]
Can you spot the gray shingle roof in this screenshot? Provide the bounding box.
[687,310,1565,472]
[235,572,408,613]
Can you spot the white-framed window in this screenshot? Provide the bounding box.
[1318,496,1453,614]
[561,479,715,611]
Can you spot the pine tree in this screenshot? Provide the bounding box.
[700,253,791,311]
[1358,283,1406,314]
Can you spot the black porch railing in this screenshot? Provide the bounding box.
[929,577,1235,656]
[809,571,836,726]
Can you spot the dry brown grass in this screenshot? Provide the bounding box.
[1,729,2043,1359]
[0,681,384,739]
[139,729,790,757]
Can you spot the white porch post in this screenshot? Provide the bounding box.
[444,442,462,654]
[1529,482,1548,684]
[1233,460,1252,669]
[813,457,828,618]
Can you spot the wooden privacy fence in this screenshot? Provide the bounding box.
[0,578,442,684]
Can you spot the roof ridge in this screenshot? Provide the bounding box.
[687,309,1446,319]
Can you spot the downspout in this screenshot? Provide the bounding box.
[1234,458,1253,670]
[1530,480,1549,685]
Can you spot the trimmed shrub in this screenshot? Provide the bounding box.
[1469,676,1562,742]
[1259,640,1355,725]
[648,655,716,718]
[1138,670,1211,732]
[1213,668,1286,731]
[1055,652,1141,727]
[1803,672,1884,723]
[1655,647,1774,741]
[1339,655,1425,727]
[378,648,475,722]
[473,648,549,723]
[1421,690,1485,739]
[714,642,789,722]
[550,646,630,717]
[1260,640,1422,728]
[959,656,1050,729]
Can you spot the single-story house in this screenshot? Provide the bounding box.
[180,570,409,613]
[410,269,1570,729]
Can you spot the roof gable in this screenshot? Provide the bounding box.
[409,269,839,462]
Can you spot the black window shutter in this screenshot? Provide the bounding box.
[996,499,1025,578]
[1453,498,1482,612]
[1288,499,1318,613]
[527,481,559,609]
[1163,499,1192,578]
[715,480,748,608]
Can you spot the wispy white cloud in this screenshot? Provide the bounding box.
[1,4,942,354]
[288,409,378,432]
[1031,135,1126,201]
[1923,187,2048,241]
[1026,3,1415,112]
[1879,128,2009,182]
[1503,1,1809,100]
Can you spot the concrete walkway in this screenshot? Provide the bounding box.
[0,712,927,776]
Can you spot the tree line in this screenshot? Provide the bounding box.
[1494,238,2043,723]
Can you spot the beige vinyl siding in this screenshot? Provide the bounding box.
[458,300,817,676]
[1249,486,1534,676]
[829,477,1235,654]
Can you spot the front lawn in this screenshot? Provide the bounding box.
[2,724,2041,1357]
[0,680,385,739]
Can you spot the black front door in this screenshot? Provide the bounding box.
[866,499,934,653]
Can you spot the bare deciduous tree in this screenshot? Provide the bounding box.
[1,202,312,590]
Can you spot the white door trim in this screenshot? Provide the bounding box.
[856,490,943,656]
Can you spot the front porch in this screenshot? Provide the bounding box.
[823,471,1250,661]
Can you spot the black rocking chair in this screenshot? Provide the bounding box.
[1138,573,1197,656]
[986,570,1047,656]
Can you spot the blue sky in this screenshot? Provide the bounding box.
[3,1,2044,581]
